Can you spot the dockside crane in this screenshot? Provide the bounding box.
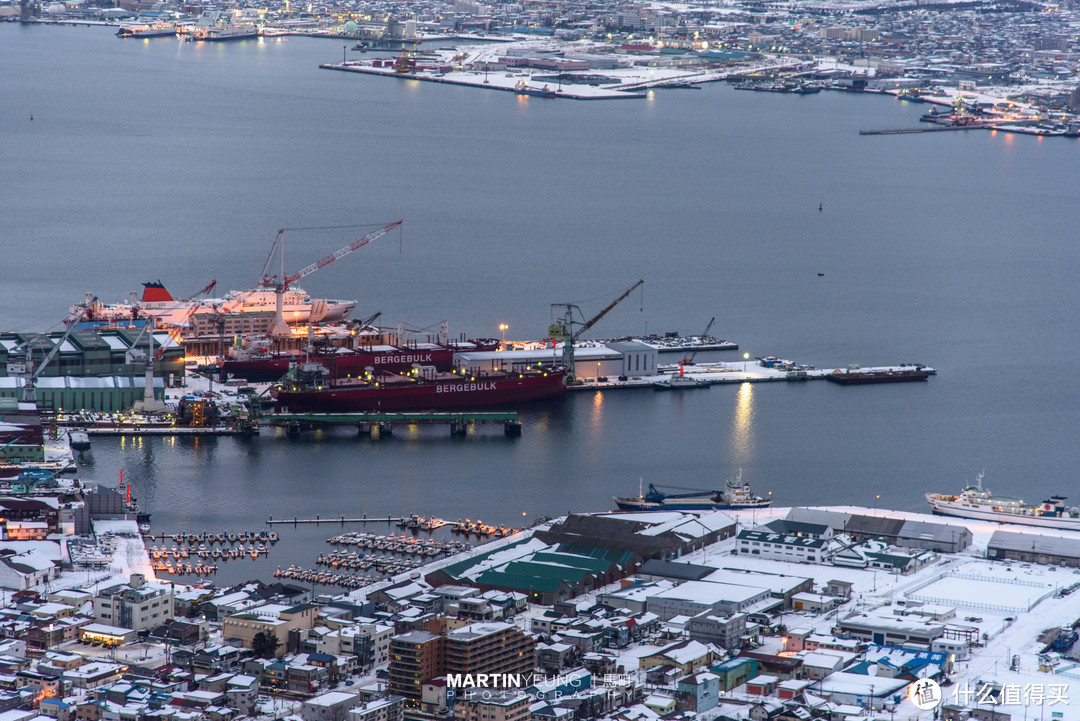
[682,316,716,366]
[394,39,421,73]
[354,311,382,328]
[258,220,403,337]
[549,280,644,382]
[14,299,96,404]
[125,320,175,414]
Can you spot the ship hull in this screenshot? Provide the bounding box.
[274,369,566,412]
[220,357,294,382]
[614,498,771,511]
[222,341,500,382]
[927,497,1080,530]
[117,24,177,38]
[118,29,178,38]
[189,30,260,42]
[827,370,930,385]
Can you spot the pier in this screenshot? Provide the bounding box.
[859,125,981,135]
[266,515,406,525]
[320,63,647,100]
[565,362,935,391]
[80,424,253,436]
[259,410,522,437]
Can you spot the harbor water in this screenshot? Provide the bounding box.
[4,24,1080,585]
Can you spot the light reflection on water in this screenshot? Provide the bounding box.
[590,390,605,433]
[730,382,755,467]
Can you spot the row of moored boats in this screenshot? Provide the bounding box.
[165,529,279,545]
[327,532,469,556]
[317,551,426,574]
[275,565,381,590]
[150,543,269,561]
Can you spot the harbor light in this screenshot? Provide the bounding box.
[743,352,750,372]
[499,323,508,347]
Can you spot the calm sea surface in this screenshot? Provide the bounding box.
[4,24,1080,585]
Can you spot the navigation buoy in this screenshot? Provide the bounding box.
[30,114,33,121]
[818,202,822,212]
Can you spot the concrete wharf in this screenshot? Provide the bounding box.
[81,425,250,436]
[567,362,936,391]
[859,126,979,135]
[320,63,646,100]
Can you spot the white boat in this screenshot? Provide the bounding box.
[926,472,1080,529]
[70,281,356,332]
[186,10,260,42]
[653,372,709,390]
[117,22,178,38]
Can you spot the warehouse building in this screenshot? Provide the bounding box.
[987,530,1080,567]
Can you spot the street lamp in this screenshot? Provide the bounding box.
[743,352,750,372]
[498,324,508,348]
[596,362,601,380]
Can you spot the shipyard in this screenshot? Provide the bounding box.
[0,240,1030,721]
[4,5,1080,721]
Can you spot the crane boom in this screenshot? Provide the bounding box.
[21,298,97,402]
[258,221,403,336]
[550,280,644,382]
[575,279,644,340]
[683,316,716,365]
[285,221,402,285]
[355,311,382,327]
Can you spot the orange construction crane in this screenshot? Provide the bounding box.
[394,39,421,73]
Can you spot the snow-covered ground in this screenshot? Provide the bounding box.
[28,501,1080,719]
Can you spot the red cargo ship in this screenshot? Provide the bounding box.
[272,364,567,412]
[221,338,500,382]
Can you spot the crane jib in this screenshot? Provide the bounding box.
[284,221,402,284]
